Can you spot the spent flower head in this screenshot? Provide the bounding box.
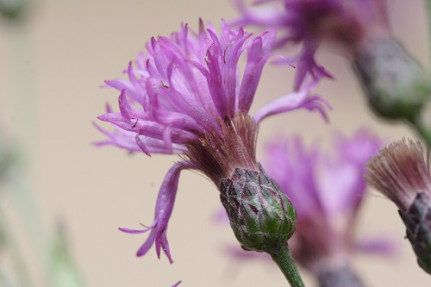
[96,20,329,263]
[367,139,431,211]
[366,139,431,274]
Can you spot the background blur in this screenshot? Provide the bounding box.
[0,0,430,286]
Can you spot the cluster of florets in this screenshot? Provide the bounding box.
[96,19,328,263]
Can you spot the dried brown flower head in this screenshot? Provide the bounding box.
[366,138,431,211]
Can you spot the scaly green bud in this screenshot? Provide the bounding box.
[399,193,431,274]
[219,164,296,253]
[353,37,431,120]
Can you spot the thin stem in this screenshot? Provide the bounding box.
[269,244,305,287]
[0,206,33,287]
[5,19,49,286]
[410,115,431,147]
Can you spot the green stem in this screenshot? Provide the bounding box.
[5,18,49,286]
[410,115,431,147]
[0,206,33,287]
[269,244,305,287]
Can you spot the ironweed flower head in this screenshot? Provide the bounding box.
[264,130,386,277]
[233,0,388,89]
[96,20,329,263]
[366,139,431,274]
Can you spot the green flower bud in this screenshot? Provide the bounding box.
[353,37,431,120]
[220,164,296,253]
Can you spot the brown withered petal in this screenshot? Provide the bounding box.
[366,138,431,211]
[185,114,258,185]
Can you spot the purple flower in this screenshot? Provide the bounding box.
[233,0,388,89]
[263,130,393,275]
[96,20,329,263]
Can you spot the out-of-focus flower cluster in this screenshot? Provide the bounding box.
[233,0,388,89]
[264,130,385,276]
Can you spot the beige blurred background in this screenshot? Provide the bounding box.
[0,0,430,286]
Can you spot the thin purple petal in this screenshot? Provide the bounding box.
[253,80,330,123]
[121,161,195,263]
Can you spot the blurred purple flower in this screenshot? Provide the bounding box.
[232,0,388,89]
[96,20,329,263]
[263,130,393,275]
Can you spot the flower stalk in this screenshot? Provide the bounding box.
[0,207,33,287]
[269,244,305,287]
[410,113,431,148]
